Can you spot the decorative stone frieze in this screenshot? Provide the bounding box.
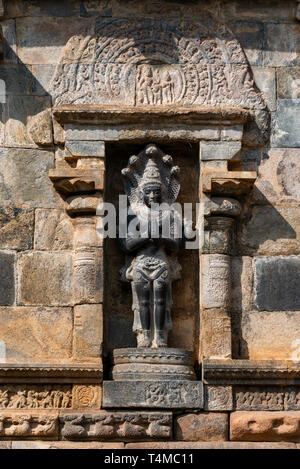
[60,411,172,441]
[0,411,59,439]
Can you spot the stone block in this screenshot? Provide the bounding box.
[220,126,243,141]
[277,67,300,99]
[125,441,296,449]
[239,206,300,256]
[0,442,11,449]
[0,205,34,250]
[254,257,300,311]
[31,65,57,96]
[264,23,300,67]
[18,251,73,306]
[73,304,103,360]
[234,387,285,411]
[0,251,15,306]
[7,0,80,18]
[11,441,124,449]
[1,20,17,63]
[200,308,232,360]
[66,141,105,158]
[205,386,233,411]
[174,413,228,442]
[230,411,300,442]
[202,255,231,309]
[16,16,92,65]
[34,209,73,251]
[252,66,276,111]
[271,100,300,148]
[106,315,136,350]
[5,96,52,148]
[0,411,58,439]
[60,411,172,440]
[231,257,253,313]
[0,307,72,361]
[103,381,203,409]
[229,21,264,65]
[0,148,60,209]
[0,65,33,95]
[231,0,295,22]
[200,141,241,161]
[72,385,102,410]
[241,311,300,360]
[253,148,300,204]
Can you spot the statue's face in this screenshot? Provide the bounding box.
[142,183,162,207]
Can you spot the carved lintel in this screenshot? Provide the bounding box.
[202,170,257,196]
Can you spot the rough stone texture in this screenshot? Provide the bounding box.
[125,441,296,449]
[205,386,233,411]
[103,381,203,409]
[241,311,300,360]
[0,307,72,361]
[277,67,300,99]
[200,308,232,360]
[231,257,253,313]
[11,441,125,449]
[252,66,276,112]
[202,255,231,309]
[230,411,300,442]
[0,251,15,306]
[254,257,300,311]
[0,148,60,209]
[60,411,172,440]
[73,304,103,360]
[34,209,73,251]
[264,23,300,67]
[0,205,34,250]
[18,251,73,306]
[271,100,300,148]
[175,413,228,442]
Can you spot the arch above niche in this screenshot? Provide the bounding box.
[50,16,269,138]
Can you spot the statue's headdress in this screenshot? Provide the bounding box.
[121,144,180,211]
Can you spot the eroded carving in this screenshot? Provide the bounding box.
[0,413,58,438]
[60,412,172,440]
[0,386,72,409]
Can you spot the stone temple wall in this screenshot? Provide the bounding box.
[0,0,299,449]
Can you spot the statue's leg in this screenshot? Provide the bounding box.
[152,276,168,348]
[134,280,151,347]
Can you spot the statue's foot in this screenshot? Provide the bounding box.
[152,330,167,348]
[136,330,151,348]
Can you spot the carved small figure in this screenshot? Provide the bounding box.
[121,144,189,348]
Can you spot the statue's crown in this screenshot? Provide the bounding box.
[141,158,162,187]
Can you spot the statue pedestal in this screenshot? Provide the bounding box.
[103,348,203,409]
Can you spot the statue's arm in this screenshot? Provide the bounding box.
[119,215,149,253]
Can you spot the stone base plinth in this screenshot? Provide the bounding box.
[103,380,203,409]
[111,348,195,381]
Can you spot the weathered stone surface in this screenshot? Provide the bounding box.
[230,21,264,66]
[1,19,17,63]
[264,24,300,67]
[220,126,243,142]
[16,16,91,65]
[205,386,233,411]
[241,311,300,360]
[234,388,285,411]
[230,411,300,442]
[252,66,276,112]
[0,205,33,250]
[204,217,234,255]
[0,385,72,409]
[231,257,253,313]
[66,141,105,158]
[0,65,32,95]
[271,100,300,148]
[277,67,300,99]
[253,148,300,204]
[103,381,203,409]
[73,249,103,304]
[7,0,80,18]
[60,411,172,440]
[5,96,52,148]
[239,206,300,256]
[0,442,11,449]
[175,413,228,442]
[125,441,296,449]
[11,441,125,449]
[202,255,231,309]
[72,385,102,410]
[0,148,59,209]
[254,257,300,311]
[0,251,15,306]
[0,307,72,361]
[200,141,241,161]
[73,304,103,360]
[18,251,73,306]
[0,411,58,439]
[34,209,73,251]
[200,308,232,360]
